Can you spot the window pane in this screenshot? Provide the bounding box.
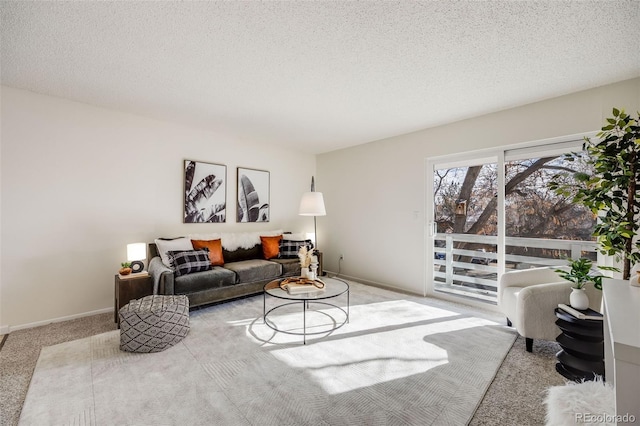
[433,163,498,303]
[504,155,597,269]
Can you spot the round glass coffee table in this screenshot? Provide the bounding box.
[263,277,349,344]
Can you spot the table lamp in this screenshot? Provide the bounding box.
[127,242,147,273]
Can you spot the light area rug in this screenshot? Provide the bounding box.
[19,281,515,426]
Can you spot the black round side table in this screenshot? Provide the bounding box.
[554,308,604,382]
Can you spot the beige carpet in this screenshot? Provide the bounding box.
[470,336,564,425]
[15,281,516,426]
[0,313,117,426]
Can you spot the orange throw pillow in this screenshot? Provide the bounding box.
[191,239,224,266]
[260,235,282,260]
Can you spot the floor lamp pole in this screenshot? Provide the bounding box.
[313,215,318,252]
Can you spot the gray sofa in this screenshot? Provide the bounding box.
[148,240,302,308]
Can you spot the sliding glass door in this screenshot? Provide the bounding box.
[430,158,499,302]
[426,139,598,305]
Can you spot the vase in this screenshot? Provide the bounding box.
[570,287,589,310]
[629,271,640,287]
[309,263,318,280]
[301,267,309,279]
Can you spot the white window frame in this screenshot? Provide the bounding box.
[425,133,595,310]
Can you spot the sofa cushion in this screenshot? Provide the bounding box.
[174,266,236,294]
[260,235,282,260]
[155,237,193,268]
[191,239,224,266]
[279,239,314,258]
[270,258,301,277]
[224,259,282,283]
[168,249,212,277]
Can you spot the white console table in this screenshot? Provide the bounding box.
[602,279,640,424]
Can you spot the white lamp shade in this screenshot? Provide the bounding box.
[299,192,326,216]
[127,242,147,262]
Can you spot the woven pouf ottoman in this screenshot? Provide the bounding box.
[119,295,190,353]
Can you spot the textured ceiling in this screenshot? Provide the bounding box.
[1,1,639,154]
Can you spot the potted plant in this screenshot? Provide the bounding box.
[119,262,132,276]
[555,258,615,310]
[549,108,640,280]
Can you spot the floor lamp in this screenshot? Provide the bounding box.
[298,177,326,252]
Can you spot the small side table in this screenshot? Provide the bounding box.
[554,308,604,381]
[114,273,153,327]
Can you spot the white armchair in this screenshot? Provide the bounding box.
[497,267,602,352]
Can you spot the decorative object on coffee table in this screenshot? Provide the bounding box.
[298,245,313,278]
[119,295,190,353]
[279,277,325,295]
[310,257,319,280]
[184,160,226,223]
[237,167,270,222]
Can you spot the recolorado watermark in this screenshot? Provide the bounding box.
[576,413,636,423]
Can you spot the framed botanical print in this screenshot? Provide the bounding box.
[236,167,270,222]
[184,160,226,223]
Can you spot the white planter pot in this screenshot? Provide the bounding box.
[570,287,589,310]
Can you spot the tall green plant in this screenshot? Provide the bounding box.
[549,108,640,279]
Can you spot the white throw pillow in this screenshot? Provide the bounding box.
[220,230,283,251]
[155,237,194,268]
[282,233,308,241]
[188,232,222,241]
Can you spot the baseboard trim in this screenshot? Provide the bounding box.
[324,271,423,298]
[2,307,112,334]
[324,271,501,314]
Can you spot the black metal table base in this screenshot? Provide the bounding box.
[263,280,350,345]
[263,300,349,344]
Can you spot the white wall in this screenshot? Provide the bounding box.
[317,78,640,296]
[0,86,315,331]
[3,79,638,330]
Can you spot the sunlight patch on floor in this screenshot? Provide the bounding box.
[259,300,498,394]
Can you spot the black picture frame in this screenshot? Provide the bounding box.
[184,160,227,223]
[236,167,270,222]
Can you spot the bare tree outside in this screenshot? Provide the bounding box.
[432,151,597,301]
[505,155,596,261]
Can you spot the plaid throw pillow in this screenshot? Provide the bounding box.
[279,239,314,258]
[168,249,212,277]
